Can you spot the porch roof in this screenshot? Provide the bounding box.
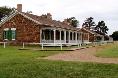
[81,28,104,37]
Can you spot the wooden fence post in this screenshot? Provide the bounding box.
[60,43,62,50]
[23,42,24,48]
[42,43,44,50]
[4,42,6,48]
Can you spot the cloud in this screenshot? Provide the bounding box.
[0,0,118,35]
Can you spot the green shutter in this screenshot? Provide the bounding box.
[8,29,12,40]
[3,28,16,40]
[3,31,8,40]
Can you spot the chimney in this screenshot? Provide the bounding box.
[63,19,70,25]
[17,4,22,12]
[46,13,52,20]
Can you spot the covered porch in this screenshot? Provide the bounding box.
[40,27,83,46]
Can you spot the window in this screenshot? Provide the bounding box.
[3,31,8,40]
[12,30,16,40]
[3,28,16,40]
[3,28,9,40]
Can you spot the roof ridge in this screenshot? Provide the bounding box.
[0,11,80,31]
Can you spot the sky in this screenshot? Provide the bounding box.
[0,0,118,35]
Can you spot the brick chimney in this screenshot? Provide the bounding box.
[17,4,22,12]
[46,13,52,20]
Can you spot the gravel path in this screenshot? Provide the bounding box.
[43,46,118,64]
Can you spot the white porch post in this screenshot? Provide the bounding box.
[72,32,74,41]
[69,31,70,43]
[64,31,66,43]
[60,30,62,50]
[54,29,56,45]
[40,29,42,43]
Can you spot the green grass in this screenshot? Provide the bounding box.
[0,45,118,78]
[95,43,118,58]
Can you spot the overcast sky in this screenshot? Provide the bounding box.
[0,0,118,35]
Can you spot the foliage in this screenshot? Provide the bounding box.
[95,21,109,35]
[111,31,118,41]
[66,17,79,27]
[26,11,32,14]
[0,6,14,21]
[82,17,96,30]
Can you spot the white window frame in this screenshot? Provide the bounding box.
[11,28,16,40]
[3,28,16,41]
[4,28,9,40]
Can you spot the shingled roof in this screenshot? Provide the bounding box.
[21,12,80,31]
[81,28,103,36]
[0,9,80,31]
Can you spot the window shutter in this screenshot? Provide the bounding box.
[8,29,12,40]
[3,30,8,40]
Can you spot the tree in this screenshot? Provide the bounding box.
[111,31,118,41]
[82,17,96,30]
[95,21,109,35]
[0,6,14,21]
[26,11,32,14]
[66,17,79,27]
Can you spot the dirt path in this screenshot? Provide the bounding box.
[43,46,118,64]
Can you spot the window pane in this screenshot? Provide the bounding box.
[12,30,16,40]
[8,30,12,40]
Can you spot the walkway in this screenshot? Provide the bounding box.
[43,46,118,64]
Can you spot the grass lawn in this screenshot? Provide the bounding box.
[0,45,118,78]
[95,43,118,58]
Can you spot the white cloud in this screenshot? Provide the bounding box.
[0,0,118,35]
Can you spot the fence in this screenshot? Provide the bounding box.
[0,40,114,50]
[23,42,82,50]
[0,42,7,48]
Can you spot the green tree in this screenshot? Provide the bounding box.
[111,31,118,41]
[95,21,109,35]
[0,6,14,21]
[66,17,79,27]
[82,17,96,30]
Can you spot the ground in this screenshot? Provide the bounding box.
[44,43,118,64]
[0,43,118,78]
